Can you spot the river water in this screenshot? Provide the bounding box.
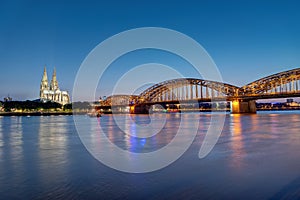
[0,111,300,199]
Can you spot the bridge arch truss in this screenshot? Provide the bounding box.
[99,68,300,107]
[100,94,139,106]
[240,68,300,97]
[139,78,239,103]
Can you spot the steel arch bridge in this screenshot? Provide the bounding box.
[100,94,139,106]
[239,68,300,99]
[139,78,239,103]
[98,67,300,113]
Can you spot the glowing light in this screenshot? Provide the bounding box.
[130,106,135,113]
[232,100,239,106]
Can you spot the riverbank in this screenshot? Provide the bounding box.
[1,107,300,116]
[257,107,300,111]
[0,111,87,116]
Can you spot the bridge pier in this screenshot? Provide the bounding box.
[230,100,256,114]
[130,104,150,114]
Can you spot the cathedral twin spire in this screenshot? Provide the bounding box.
[50,67,59,90]
[40,66,49,90]
[40,66,59,91]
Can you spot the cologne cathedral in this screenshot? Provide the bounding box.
[40,67,70,105]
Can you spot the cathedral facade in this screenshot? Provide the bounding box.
[40,67,70,105]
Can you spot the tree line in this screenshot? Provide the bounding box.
[0,100,92,112]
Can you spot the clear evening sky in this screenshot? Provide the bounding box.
[0,0,300,101]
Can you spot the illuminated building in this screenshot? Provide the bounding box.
[40,66,70,105]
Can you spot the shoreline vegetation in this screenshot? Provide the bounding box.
[0,100,90,116]
[0,111,75,116]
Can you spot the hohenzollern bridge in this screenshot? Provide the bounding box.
[96,68,300,114]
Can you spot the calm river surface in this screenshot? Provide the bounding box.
[0,111,300,199]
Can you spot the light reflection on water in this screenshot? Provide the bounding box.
[0,117,3,149]
[38,116,69,195]
[0,112,300,199]
[228,114,245,170]
[92,114,181,153]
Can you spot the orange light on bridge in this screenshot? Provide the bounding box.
[231,100,240,113]
[232,100,239,106]
[130,106,135,114]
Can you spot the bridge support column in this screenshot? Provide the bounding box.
[130,104,150,114]
[230,100,256,114]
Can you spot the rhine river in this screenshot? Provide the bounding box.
[0,111,300,199]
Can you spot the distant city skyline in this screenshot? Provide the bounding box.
[0,0,300,101]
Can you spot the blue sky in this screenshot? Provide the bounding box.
[0,0,300,100]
